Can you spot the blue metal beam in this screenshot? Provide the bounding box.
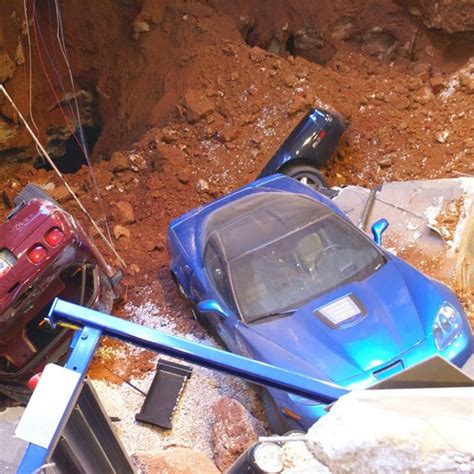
[49,298,348,402]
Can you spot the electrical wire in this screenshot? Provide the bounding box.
[31,0,113,244]
[53,0,114,244]
[22,0,42,158]
[0,84,126,268]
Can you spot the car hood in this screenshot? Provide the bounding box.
[245,260,426,384]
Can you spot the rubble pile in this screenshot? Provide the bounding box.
[0,0,473,471]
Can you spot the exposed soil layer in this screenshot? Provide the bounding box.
[0,0,473,468]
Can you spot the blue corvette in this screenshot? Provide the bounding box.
[168,174,473,433]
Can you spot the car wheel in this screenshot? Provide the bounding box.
[282,164,328,190]
[261,389,289,435]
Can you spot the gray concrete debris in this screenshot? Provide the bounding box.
[306,387,474,473]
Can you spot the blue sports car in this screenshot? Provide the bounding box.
[168,174,473,433]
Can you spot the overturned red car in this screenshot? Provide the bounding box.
[0,184,119,401]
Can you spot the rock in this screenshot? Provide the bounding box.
[133,20,150,34]
[132,448,219,474]
[129,153,147,171]
[331,17,355,41]
[288,95,309,116]
[0,51,15,83]
[414,86,433,104]
[14,42,25,66]
[128,263,140,275]
[152,143,186,171]
[436,130,449,144]
[183,89,214,123]
[2,188,16,208]
[113,225,130,240]
[51,185,74,203]
[109,152,130,173]
[223,43,238,56]
[111,201,135,225]
[266,36,283,55]
[196,179,209,194]
[212,396,265,472]
[218,127,241,143]
[378,155,393,168]
[430,75,445,94]
[397,0,474,34]
[293,28,335,64]
[459,73,474,94]
[306,388,474,472]
[135,0,165,26]
[362,29,398,57]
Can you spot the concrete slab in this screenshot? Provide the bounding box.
[0,406,27,472]
[334,178,474,291]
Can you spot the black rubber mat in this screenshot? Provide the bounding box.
[135,359,192,429]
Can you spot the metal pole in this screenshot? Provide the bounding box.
[48,298,348,402]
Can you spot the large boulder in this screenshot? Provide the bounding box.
[306,387,474,473]
[211,396,266,472]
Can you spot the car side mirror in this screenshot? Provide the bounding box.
[197,299,229,319]
[371,218,389,245]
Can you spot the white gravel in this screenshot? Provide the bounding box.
[92,299,263,460]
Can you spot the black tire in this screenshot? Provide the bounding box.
[261,389,289,435]
[282,164,328,190]
[13,184,58,208]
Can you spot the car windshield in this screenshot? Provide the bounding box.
[210,194,385,324]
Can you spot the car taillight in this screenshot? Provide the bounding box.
[28,245,47,264]
[319,130,327,139]
[45,227,64,247]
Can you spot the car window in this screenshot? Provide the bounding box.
[229,215,385,324]
[204,242,235,310]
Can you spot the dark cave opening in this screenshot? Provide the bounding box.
[285,34,297,57]
[35,125,102,174]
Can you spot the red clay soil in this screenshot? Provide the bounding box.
[1,1,473,377]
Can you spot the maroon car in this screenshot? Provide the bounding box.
[0,185,119,401]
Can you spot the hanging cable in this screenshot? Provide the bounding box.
[31,0,113,244]
[22,0,42,158]
[32,0,88,156]
[53,0,114,244]
[0,84,126,268]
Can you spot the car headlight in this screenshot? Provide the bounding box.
[433,302,463,351]
[250,442,284,473]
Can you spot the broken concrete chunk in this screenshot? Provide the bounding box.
[306,388,474,473]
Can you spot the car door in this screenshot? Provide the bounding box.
[200,241,240,352]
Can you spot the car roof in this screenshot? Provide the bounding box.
[205,191,331,262]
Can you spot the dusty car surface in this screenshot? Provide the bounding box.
[0,185,118,401]
[168,174,473,433]
[258,108,347,190]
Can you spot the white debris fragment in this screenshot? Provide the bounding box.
[436,130,449,143]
